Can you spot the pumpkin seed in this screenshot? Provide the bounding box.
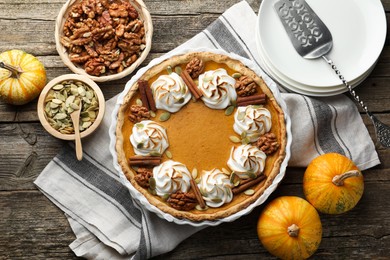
[232,73,242,79]
[70,103,80,110]
[57,93,66,102]
[230,172,236,184]
[149,177,156,190]
[165,150,173,159]
[229,136,241,143]
[241,136,250,145]
[135,98,143,106]
[78,87,86,96]
[192,168,198,179]
[244,189,255,196]
[175,66,182,75]
[54,113,67,120]
[88,111,96,119]
[149,151,161,157]
[176,97,185,104]
[50,102,59,109]
[247,172,257,179]
[149,111,156,118]
[81,117,91,122]
[82,121,92,128]
[65,95,75,107]
[82,96,91,104]
[135,123,144,129]
[52,98,63,105]
[162,194,170,201]
[159,112,171,122]
[196,205,208,211]
[225,105,235,116]
[53,84,64,90]
[166,65,173,74]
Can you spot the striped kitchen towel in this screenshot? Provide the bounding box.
[34,1,380,259]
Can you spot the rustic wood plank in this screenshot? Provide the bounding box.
[0,123,64,190]
[0,190,78,259]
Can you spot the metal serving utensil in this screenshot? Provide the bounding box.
[274,0,390,148]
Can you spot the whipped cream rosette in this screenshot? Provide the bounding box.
[198,169,233,208]
[227,144,267,179]
[233,105,272,143]
[151,72,192,113]
[130,120,169,156]
[197,68,237,109]
[152,160,192,197]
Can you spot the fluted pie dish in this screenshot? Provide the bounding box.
[109,49,291,226]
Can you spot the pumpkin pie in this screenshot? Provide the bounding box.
[115,51,287,222]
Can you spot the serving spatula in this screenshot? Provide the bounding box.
[274,0,390,148]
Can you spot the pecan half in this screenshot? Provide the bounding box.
[134,168,153,188]
[185,57,205,79]
[256,133,279,155]
[167,191,197,211]
[128,105,150,123]
[235,75,258,97]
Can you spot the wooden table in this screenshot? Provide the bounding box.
[1,0,389,258]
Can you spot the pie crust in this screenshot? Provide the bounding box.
[115,51,287,222]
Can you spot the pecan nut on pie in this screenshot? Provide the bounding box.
[115,51,287,222]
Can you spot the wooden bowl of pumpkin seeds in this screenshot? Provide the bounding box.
[37,74,105,140]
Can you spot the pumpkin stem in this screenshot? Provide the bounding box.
[287,224,300,237]
[332,170,361,186]
[0,61,23,78]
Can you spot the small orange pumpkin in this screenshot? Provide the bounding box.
[0,50,47,105]
[257,196,322,260]
[303,153,364,214]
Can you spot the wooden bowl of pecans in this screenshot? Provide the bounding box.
[37,74,105,141]
[55,0,153,82]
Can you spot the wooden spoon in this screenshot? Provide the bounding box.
[70,100,83,161]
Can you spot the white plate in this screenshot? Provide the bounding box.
[256,26,376,96]
[109,48,292,227]
[258,0,386,88]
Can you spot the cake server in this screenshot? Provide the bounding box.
[273,0,390,148]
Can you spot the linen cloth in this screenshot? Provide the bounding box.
[34,1,380,259]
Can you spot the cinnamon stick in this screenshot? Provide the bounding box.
[138,80,150,110]
[130,156,161,160]
[144,83,157,112]
[232,174,266,195]
[237,94,266,107]
[181,70,202,99]
[129,155,162,167]
[190,178,206,209]
[137,80,157,112]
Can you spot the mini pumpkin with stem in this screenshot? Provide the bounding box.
[303,153,364,214]
[257,196,322,260]
[0,50,47,105]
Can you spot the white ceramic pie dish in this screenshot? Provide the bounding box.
[108,47,292,227]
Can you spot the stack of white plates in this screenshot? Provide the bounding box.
[255,0,387,96]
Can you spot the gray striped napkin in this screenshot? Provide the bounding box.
[34,1,380,259]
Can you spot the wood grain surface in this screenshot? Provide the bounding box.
[1,0,390,259]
